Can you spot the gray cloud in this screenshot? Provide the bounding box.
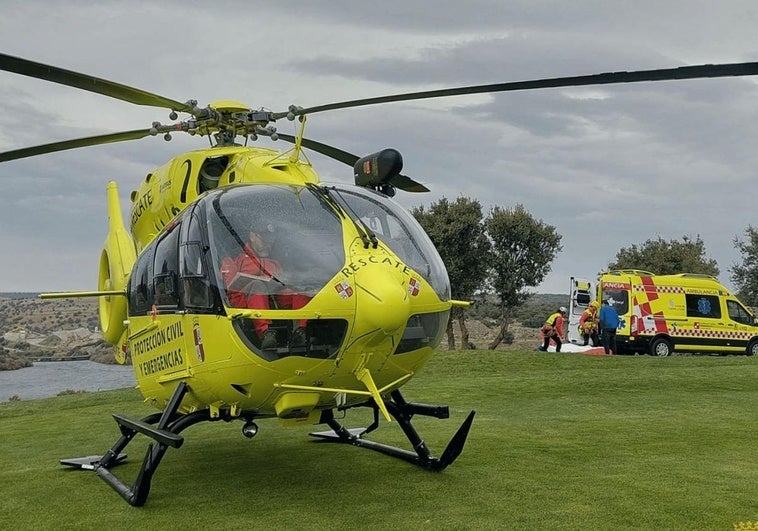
[0,1,756,293]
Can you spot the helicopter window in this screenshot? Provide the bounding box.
[394,311,448,355]
[332,186,450,301]
[231,318,348,361]
[128,245,154,316]
[153,224,181,309]
[178,210,215,311]
[196,185,350,361]
[185,208,204,244]
[203,185,346,304]
[181,242,213,310]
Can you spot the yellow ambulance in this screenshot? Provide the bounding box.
[598,270,758,356]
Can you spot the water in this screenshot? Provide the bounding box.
[0,361,136,401]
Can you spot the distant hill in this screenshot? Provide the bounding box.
[467,292,569,327]
[0,292,40,300]
[0,296,99,334]
[0,296,111,369]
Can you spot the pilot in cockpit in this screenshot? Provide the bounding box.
[220,222,310,350]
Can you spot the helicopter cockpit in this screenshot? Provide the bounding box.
[128,182,450,361]
[203,183,449,300]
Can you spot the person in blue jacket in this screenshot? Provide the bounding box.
[598,299,620,355]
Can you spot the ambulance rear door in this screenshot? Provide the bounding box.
[568,277,594,344]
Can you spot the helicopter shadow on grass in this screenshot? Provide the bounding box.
[132,420,446,506]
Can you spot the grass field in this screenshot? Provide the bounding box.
[1,350,757,530]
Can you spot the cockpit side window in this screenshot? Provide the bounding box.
[128,245,154,316]
[180,212,215,311]
[153,224,181,310]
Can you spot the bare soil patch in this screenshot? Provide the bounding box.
[440,319,540,351]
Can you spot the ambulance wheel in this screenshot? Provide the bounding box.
[650,337,673,357]
[746,340,758,357]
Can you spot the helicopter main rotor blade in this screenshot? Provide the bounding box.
[0,129,153,163]
[276,133,359,166]
[287,62,758,116]
[389,174,429,193]
[0,53,197,114]
[276,133,429,192]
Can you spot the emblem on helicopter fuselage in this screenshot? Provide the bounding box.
[335,280,354,299]
[408,277,421,296]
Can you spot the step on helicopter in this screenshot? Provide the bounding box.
[2,52,758,506]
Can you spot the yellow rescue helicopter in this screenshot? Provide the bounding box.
[1,53,757,506]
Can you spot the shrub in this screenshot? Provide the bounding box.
[56,389,86,396]
[502,331,515,344]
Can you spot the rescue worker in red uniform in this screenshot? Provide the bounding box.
[579,300,600,346]
[538,306,567,352]
[220,226,309,350]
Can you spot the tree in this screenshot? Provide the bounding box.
[484,204,562,349]
[413,197,490,349]
[608,235,719,276]
[731,226,758,307]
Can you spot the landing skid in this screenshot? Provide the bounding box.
[310,389,475,471]
[59,382,211,507]
[61,384,474,506]
[60,453,128,469]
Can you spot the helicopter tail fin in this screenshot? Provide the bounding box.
[99,181,136,344]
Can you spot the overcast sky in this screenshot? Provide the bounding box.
[1,1,757,294]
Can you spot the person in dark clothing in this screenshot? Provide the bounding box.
[598,299,620,355]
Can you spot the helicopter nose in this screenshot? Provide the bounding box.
[354,262,410,334]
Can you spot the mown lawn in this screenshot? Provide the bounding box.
[1,350,757,530]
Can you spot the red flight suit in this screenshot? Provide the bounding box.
[220,243,309,337]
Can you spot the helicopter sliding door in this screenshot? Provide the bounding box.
[127,222,190,382]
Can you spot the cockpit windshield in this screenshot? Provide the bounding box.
[329,185,450,301]
[204,185,346,299]
[201,183,450,304]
